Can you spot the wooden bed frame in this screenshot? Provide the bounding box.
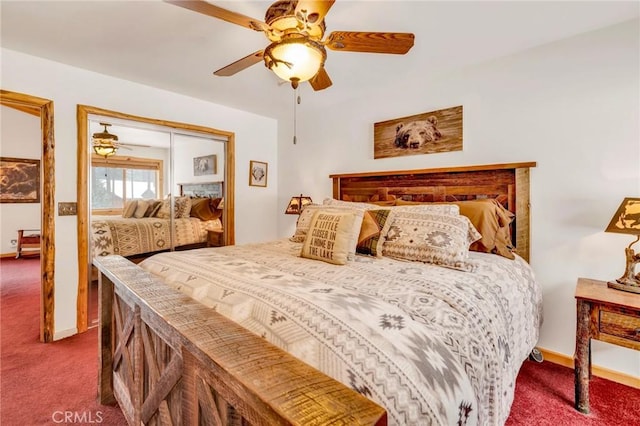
[331,162,535,262]
[95,162,535,425]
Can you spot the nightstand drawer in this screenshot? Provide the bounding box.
[600,310,640,343]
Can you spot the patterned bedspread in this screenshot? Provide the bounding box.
[91,216,221,258]
[139,239,543,425]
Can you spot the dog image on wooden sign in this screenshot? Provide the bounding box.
[374,105,463,159]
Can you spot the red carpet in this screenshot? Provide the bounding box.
[1,257,638,425]
[0,257,125,425]
[507,359,640,425]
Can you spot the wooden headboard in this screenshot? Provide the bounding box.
[330,162,536,262]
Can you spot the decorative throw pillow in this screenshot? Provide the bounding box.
[122,200,137,218]
[133,200,150,218]
[322,198,380,210]
[190,198,223,221]
[290,204,365,243]
[154,198,172,219]
[155,197,192,219]
[452,199,516,259]
[382,210,481,271]
[393,200,460,215]
[175,196,192,218]
[148,200,163,217]
[146,200,162,217]
[356,209,392,257]
[300,210,364,265]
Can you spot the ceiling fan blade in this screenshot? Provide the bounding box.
[214,50,265,77]
[295,0,336,25]
[325,31,415,54]
[309,67,332,91]
[165,0,269,32]
[118,142,152,148]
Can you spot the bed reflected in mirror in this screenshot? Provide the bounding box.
[76,105,235,332]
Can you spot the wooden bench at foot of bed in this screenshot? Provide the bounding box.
[94,255,386,426]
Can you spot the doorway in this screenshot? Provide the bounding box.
[0,89,55,343]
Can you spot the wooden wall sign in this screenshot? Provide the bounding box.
[374,105,463,159]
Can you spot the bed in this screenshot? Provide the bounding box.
[94,162,540,426]
[91,182,224,259]
[90,215,221,258]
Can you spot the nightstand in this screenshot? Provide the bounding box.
[574,277,640,413]
[207,229,224,247]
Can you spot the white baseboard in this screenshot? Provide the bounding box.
[54,327,78,341]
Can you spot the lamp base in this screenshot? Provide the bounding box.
[607,279,640,294]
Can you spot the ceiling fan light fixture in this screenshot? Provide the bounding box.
[92,122,119,158]
[93,143,118,158]
[264,36,325,88]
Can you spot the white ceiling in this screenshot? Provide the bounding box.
[1,1,638,121]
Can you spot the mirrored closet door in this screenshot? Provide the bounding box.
[77,105,235,332]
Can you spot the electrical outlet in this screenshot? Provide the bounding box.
[10,239,17,247]
[58,202,78,216]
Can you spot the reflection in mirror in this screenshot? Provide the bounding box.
[79,108,235,331]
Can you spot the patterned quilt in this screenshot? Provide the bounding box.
[91,216,221,258]
[139,239,543,425]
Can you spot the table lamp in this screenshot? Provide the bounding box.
[605,197,640,293]
[285,194,313,215]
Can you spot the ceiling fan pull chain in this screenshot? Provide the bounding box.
[293,86,299,144]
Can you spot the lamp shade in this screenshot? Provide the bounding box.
[265,36,325,86]
[285,194,313,214]
[93,143,117,158]
[605,197,640,293]
[605,198,640,235]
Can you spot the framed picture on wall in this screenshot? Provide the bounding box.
[249,160,268,187]
[0,157,41,203]
[374,105,463,159]
[193,154,216,176]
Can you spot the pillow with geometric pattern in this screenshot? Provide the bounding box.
[382,210,481,271]
[155,196,192,219]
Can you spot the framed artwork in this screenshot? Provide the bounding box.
[0,157,41,203]
[193,154,217,176]
[249,160,268,187]
[373,105,463,159]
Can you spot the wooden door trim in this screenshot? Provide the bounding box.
[1,89,55,343]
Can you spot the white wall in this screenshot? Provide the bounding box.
[0,106,41,254]
[172,135,225,195]
[278,20,640,378]
[1,48,279,339]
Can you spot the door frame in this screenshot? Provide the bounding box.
[1,89,56,342]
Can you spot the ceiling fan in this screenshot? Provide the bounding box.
[166,0,415,90]
[92,123,151,158]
